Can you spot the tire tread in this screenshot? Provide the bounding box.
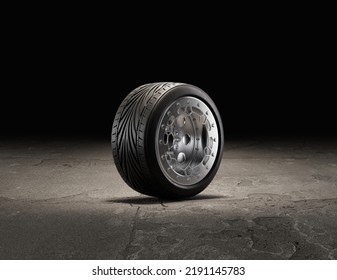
[111,82,181,195]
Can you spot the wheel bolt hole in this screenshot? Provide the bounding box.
[177,152,186,163]
[183,134,191,145]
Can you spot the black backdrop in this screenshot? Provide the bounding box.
[2,11,335,140]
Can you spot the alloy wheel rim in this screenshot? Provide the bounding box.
[156,96,219,186]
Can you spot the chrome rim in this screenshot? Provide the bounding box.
[155,96,219,186]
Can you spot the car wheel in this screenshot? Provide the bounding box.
[111,82,224,199]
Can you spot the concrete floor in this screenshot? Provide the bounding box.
[0,136,337,260]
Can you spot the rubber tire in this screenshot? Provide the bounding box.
[111,82,224,199]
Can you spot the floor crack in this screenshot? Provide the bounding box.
[33,159,44,166]
[122,206,141,259]
[293,219,334,259]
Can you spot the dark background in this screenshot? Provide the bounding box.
[2,8,335,141]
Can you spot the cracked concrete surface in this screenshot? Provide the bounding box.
[0,137,337,259]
